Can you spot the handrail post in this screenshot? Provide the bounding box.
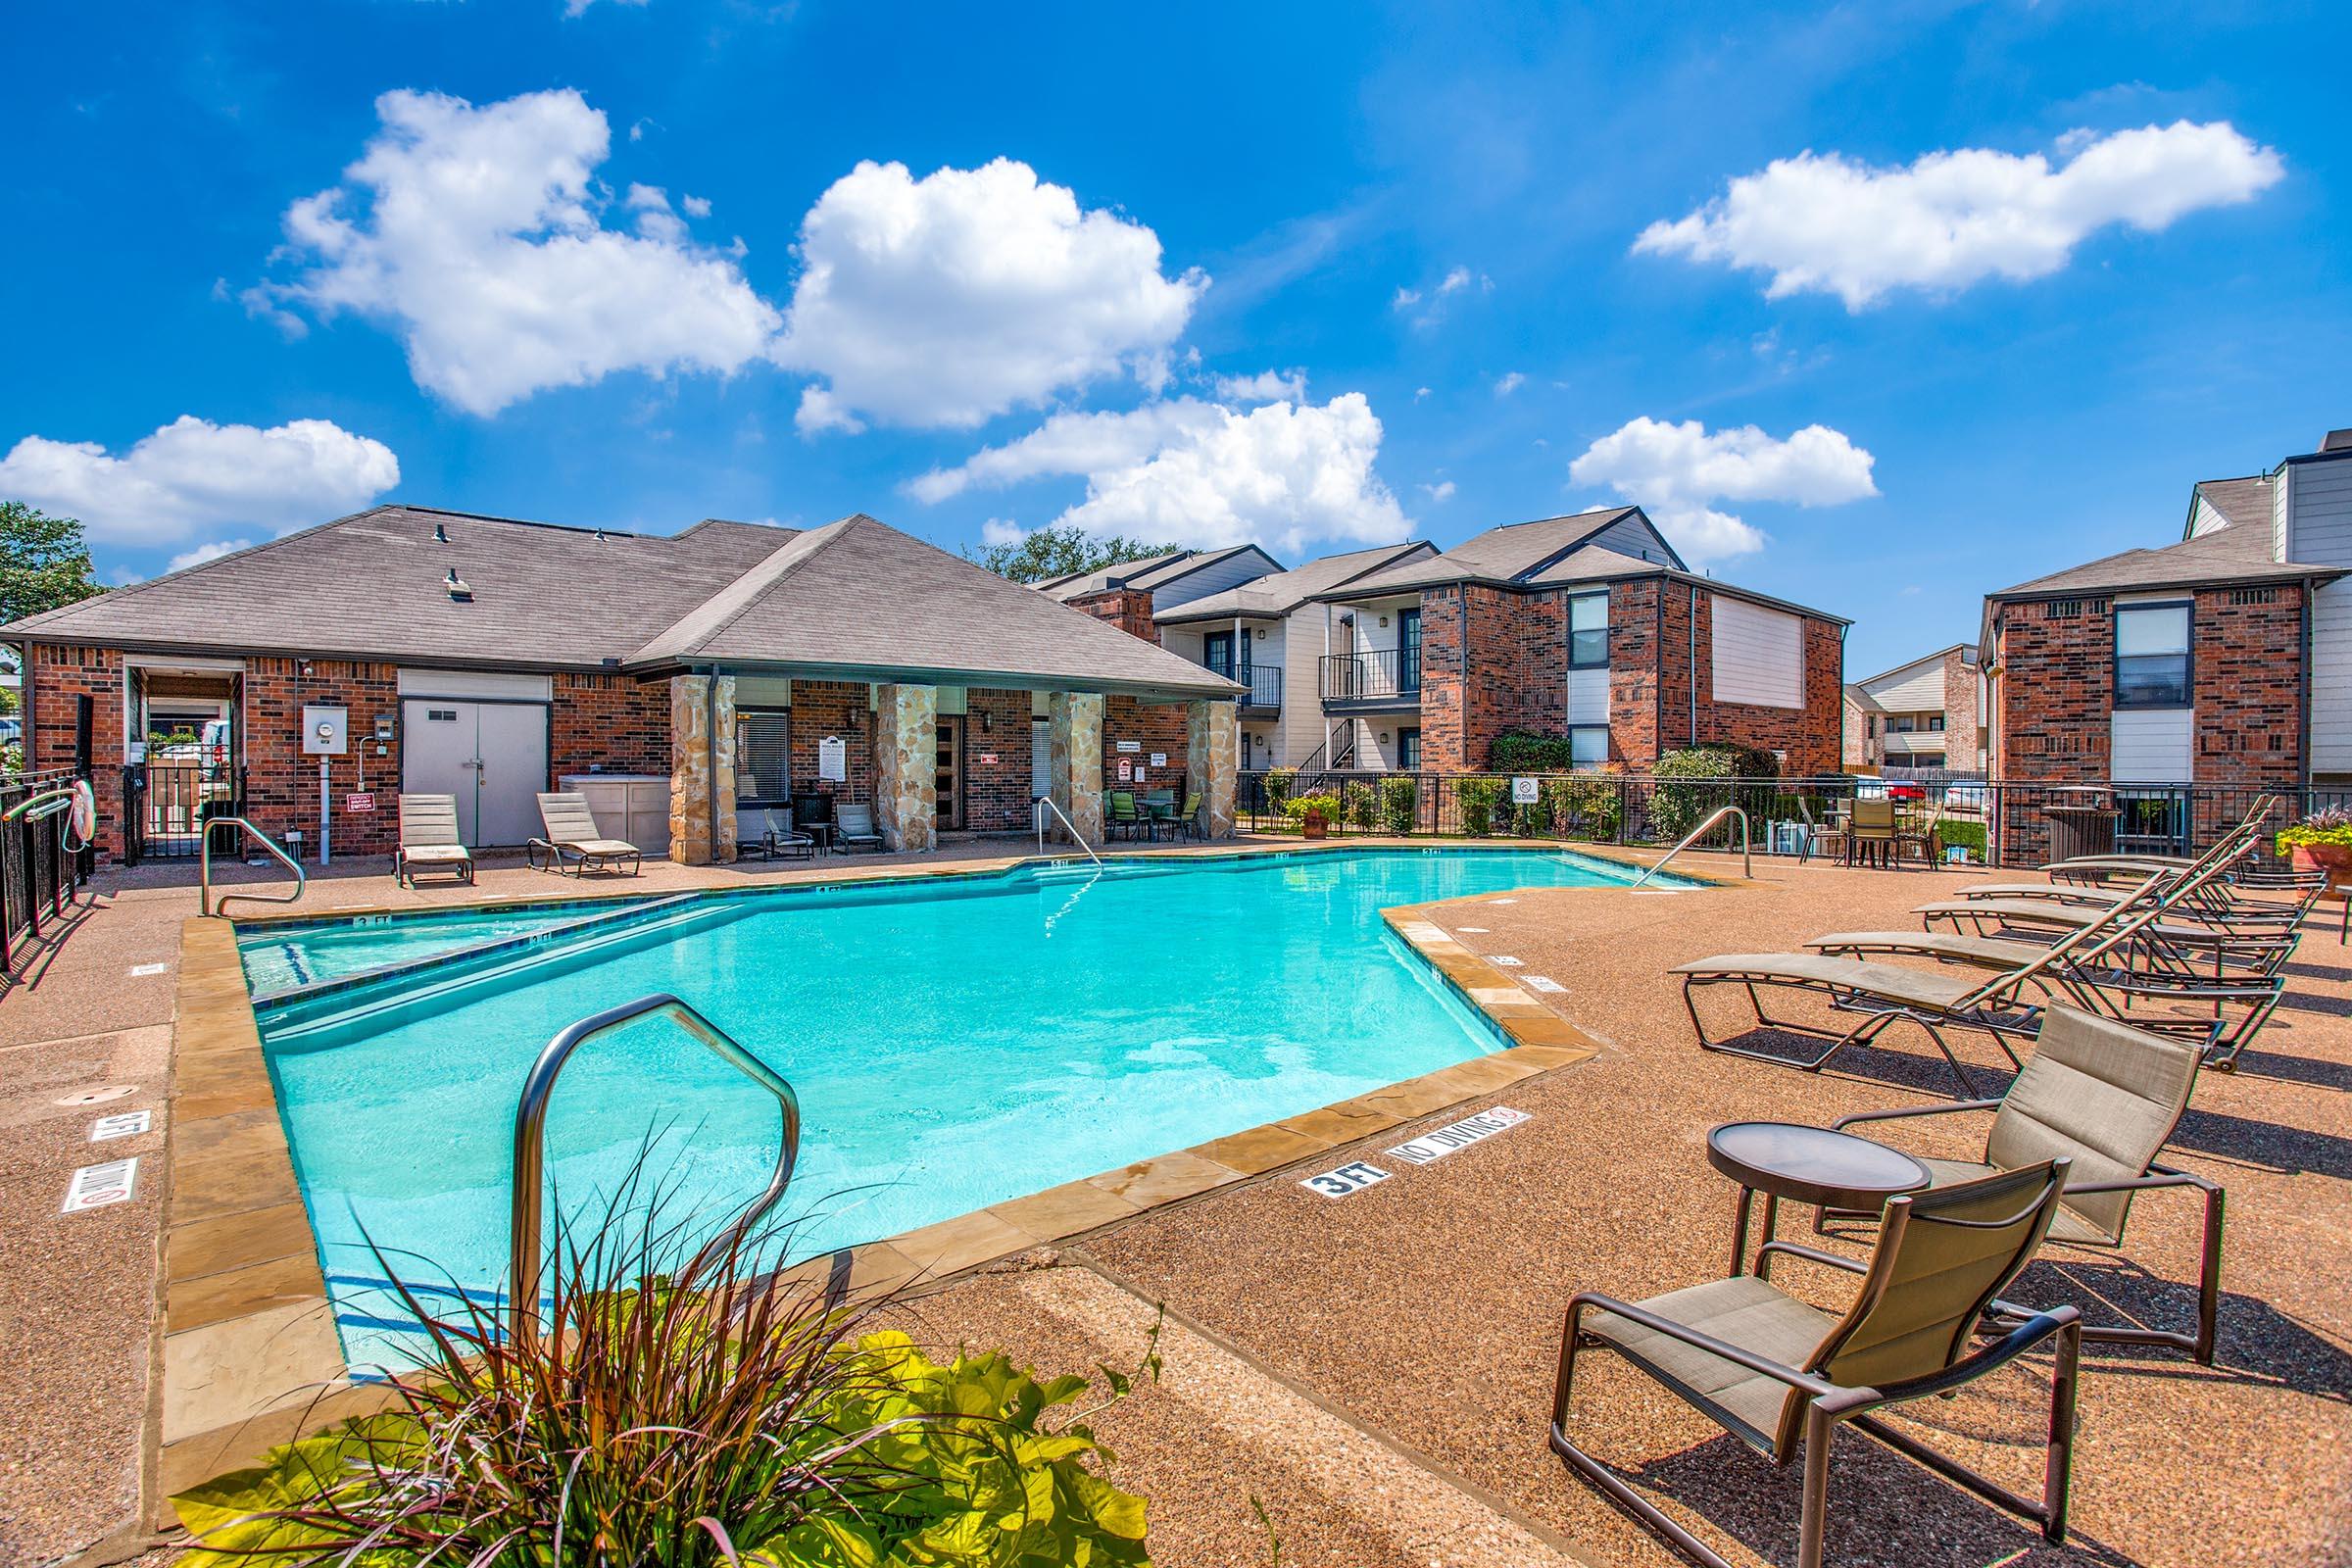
[509,994,800,1349]
[200,815,308,916]
[1033,796,1103,866]
[1629,805,1751,890]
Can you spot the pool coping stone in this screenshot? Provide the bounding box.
[154,836,1670,1520]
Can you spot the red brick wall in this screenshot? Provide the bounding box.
[1938,648,1980,771]
[553,672,668,775]
[1988,597,2115,785]
[24,644,126,857]
[1065,588,1156,641]
[787,680,877,804]
[960,688,1035,830]
[1439,584,1568,769]
[1102,694,1190,793]
[1651,584,1843,776]
[1418,586,1467,771]
[1607,580,1662,768]
[241,658,405,857]
[2191,585,2304,787]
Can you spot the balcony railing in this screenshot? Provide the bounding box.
[1204,659,1282,709]
[1319,648,1420,704]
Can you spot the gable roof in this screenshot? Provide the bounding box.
[1842,684,1886,714]
[1034,544,1280,603]
[2,505,1243,699]
[627,514,1240,697]
[1320,507,1669,597]
[1853,644,1968,690]
[1988,517,2342,600]
[1,506,793,669]
[1152,542,1436,624]
[2185,474,2274,538]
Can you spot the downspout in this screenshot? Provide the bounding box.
[2300,581,2315,795]
[1688,580,1699,746]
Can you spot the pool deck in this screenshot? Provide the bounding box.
[4,838,2346,1566]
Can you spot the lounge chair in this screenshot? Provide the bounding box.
[1673,874,2178,1095]
[1827,1005,2223,1363]
[1551,1161,2082,1568]
[738,808,815,862]
[527,792,644,876]
[395,794,474,888]
[833,802,884,852]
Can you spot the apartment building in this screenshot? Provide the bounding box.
[1843,644,1983,773]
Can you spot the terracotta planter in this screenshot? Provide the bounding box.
[2288,843,2352,884]
[1301,811,1329,840]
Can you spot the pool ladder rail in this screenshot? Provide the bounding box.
[1627,806,1751,890]
[1033,796,1103,867]
[508,993,802,1349]
[200,816,308,917]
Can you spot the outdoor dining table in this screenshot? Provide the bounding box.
[1705,1120,1932,1277]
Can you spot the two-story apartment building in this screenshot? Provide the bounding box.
[1149,543,1435,770]
[1984,429,2352,796]
[1843,644,1983,773]
[1306,508,1849,774]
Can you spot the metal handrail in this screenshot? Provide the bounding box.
[1629,805,1751,889]
[1034,796,1103,866]
[509,993,801,1348]
[199,816,308,916]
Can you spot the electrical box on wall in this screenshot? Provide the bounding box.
[301,705,349,756]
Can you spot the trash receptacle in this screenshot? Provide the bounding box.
[2041,792,2119,861]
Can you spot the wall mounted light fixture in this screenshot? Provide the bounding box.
[1379,615,1390,628]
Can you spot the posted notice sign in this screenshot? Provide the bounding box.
[1387,1106,1531,1166]
[818,735,848,781]
[1511,776,1540,804]
[1300,1160,1391,1199]
[345,792,376,813]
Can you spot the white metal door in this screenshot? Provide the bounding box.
[474,702,548,846]
[402,700,549,846]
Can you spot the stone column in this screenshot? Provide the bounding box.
[1186,698,1239,839]
[667,673,739,864]
[872,683,938,852]
[1046,691,1103,845]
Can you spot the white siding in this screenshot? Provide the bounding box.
[2287,458,2352,771]
[1861,655,1946,713]
[1709,596,1803,709]
[2187,495,2232,538]
[2110,708,2192,782]
[396,668,552,700]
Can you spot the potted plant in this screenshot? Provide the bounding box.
[2278,808,2352,880]
[1286,790,1341,839]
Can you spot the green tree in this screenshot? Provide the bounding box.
[968,522,1173,585]
[0,502,102,625]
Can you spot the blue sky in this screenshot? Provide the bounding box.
[4,0,2346,676]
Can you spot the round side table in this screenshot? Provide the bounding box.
[1706,1121,1932,1278]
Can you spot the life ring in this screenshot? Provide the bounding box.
[65,778,97,850]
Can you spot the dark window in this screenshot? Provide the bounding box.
[2115,603,2191,709]
[735,709,791,804]
[1570,724,1609,770]
[1567,592,1609,668]
[1397,608,1423,691]
[1929,715,1944,731]
[1397,726,1421,769]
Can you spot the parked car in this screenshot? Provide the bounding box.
[0,716,21,746]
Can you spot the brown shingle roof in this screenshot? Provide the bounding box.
[1152,542,1435,624]
[2190,474,2274,535]
[628,514,1240,697]
[1989,520,2340,598]
[0,506,792,669]
[1323,508,1648,596]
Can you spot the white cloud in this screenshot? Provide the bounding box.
[1637,120,2283,308]
[564,0,648,16]
[1567,416,1877,564]
[1493,371,1525,398]
[256,88,779,415]
[168,538,254,572]
[775,158,1205,432]
[1394,265,1491,327]
[979,517,1026,548]
[1413,386,1432,401]
[906,400,1223,504]
[1391,285,1422,310]
[1212,368,1306,404]
[1420,479,1455,503]
[0,416,399,546]
[681,193,711,219]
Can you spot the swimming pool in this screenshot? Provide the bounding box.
[247,847,1676,1369]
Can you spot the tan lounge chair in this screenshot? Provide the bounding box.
[1552,1161,2082,1568]
[395,794,474,888]
[1829,1005,2222,1363]
[527,792,644,876]
[833,802,885,852]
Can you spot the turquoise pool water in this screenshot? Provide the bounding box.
[239,900,663,995]
[252,849,1669,1369]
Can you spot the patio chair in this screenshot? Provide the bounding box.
[527,792,644,876]
[1175,789,1205,842]
[1105,790,1146,842]
[1672,873,2180,1095]
[737,807,814,862]
[394,794,473,888]
[1845,798,1896,867]
[1826,1005,2222,1363]
[1551,1161,2082,1568]
[833,802,885,852]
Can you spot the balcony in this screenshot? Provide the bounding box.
[1204,659,1282,712]
[1319,648,1420,710]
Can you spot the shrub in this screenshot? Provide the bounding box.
[1284,790,1342,826]
[172,1190,1152,1568]
[1379,774,1418,835]
[1455,776,1505,836]
[1937,818,1987,862]
[2278,808,2352,855]
[1488,729,1576,771]
[1263,767,1297,813]
[1343,779,1378,832]
[1546,774,1623,842]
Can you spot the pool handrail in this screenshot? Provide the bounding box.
[1628,805,1751,890]
[200,816,308,917]
[1034,795,1103,866]
[509,992,801,1348]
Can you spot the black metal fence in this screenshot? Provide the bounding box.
[122,760,246,864]
[3,769,94,976]
[1239,770,2325,869]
